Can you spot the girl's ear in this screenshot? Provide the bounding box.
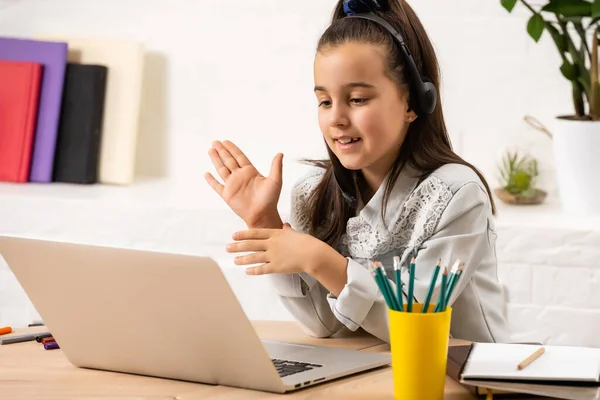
[406,109,417,123]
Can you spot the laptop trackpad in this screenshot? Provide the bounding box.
[261,340,315,360]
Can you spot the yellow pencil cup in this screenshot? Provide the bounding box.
[388,303,452,400]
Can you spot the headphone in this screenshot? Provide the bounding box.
[343,0,437,115]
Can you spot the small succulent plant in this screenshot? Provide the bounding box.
[498,151,540,198]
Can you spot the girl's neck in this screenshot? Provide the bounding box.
[358,169,388,205]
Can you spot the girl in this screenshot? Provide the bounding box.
[205,0,510,344]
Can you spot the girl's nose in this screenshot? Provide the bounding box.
[329,106,349,128]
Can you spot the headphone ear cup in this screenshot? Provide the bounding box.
[418,78,437,115]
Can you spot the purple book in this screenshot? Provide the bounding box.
[0,37,67,182]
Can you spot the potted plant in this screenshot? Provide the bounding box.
[495,150,546,205]
[500,0,600,214]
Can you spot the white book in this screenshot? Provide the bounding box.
[37,36,144,185]
[462,342,600,383]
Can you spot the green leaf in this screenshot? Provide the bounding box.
[527,13,546,42]
[574,21,590,57]
[501,0,517,12]
[560,60,578,80]
[542,0,592,17]
[592,0,600,18]
[545,22,568,53]
[561,16,584,23]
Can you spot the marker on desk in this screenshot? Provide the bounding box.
[41,337,55,345]
[35,333,53,342]
[0,331,51,345]
[0,326,12,336]
[44,341,59,350]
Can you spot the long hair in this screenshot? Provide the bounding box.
[304,0,495,248]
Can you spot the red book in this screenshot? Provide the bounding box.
[0,60,43,182]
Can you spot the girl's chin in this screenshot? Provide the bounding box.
[336,155,366,171]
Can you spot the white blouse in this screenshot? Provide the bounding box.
[268,163,511,344]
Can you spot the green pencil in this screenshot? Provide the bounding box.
[444,260,462,301]
[435,266,448,313]
[376,262,400,311]
[407,257,416,312]
[444,262,464,310]
[393,256,404,312]
[422,259,441,313]
[369,261,394,310]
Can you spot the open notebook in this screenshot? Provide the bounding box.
[462,343,600,383]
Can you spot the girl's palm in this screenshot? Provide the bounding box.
[205,141,283,227]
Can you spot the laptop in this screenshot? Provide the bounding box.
[0,235,390,393]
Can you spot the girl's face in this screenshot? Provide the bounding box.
[314,42,416,190]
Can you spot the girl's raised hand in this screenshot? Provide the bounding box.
[205,140,283,228]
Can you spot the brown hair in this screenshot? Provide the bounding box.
[303,0,495,248]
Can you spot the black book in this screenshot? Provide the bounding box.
[53,63,108,184]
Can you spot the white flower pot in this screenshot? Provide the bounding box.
[552,117,600,215]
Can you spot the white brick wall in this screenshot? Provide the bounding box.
[1,0,599,347]
[496,204,600,347]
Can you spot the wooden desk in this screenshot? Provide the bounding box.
[0,321,480,399]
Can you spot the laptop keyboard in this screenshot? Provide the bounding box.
[271,358,323,378]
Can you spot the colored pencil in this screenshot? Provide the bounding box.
[443,262,464,310]
[393,256,404,312]
[407,257,415,312]
[376,262,400,311]
[435,266,448,313]
[421,259,441,313]
[369,261,396,310]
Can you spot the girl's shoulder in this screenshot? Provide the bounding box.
[428,163,485,189]
[409,163,493,218]
[422,163,489,199]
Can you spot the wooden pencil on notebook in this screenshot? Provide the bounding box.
[517,347,545,370]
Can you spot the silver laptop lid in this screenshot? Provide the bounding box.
[0,235,286,393]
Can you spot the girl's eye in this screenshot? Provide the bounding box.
[351,98,368,105]
[318,100,332,107]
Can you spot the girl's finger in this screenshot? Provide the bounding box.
[245,263,272,275]
[208,147,231,181]
[223,140,252,167]
[232,229,274,240]
[213,140,240,172]
[234,252,269,266]
[226,240,268,253]
[204,172,224,196]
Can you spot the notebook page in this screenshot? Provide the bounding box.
[462,343,600,383]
